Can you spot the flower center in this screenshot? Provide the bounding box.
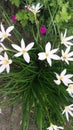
[32,8,36,14]
[2,33,7,38]
[63,54,68,60]
[59,76,63,81]
[4,59,9,65]
[45,53,49,57]
[22,49,27,54]
[65,106,69,112]
[61,38,66,44]
[68,84,73,90]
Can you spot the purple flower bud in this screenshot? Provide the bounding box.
[25,6,30,11]
[11,15,17,22]
[40,26,47,35]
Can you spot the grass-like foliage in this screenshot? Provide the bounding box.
[0,1,73,130]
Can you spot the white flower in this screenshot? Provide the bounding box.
[66,84,73,97]
[38,42,60,66]
[47,123,64,130]
[61,46,73,64]
[54,69,73,86]
[12,39,34,63]
[0,23,14,42]
[29,3,43,15]
[0,52,12,73]
[62,104,73,121]
[61,29,73,47]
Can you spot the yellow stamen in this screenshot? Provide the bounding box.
[4,59,9,65]
[59,76,63,81]
[22,49,26,54]
[2,33,7,38]
[63,54,68,60]
[65,106,69,111]
[45,53,49,57]
[68,84,73,90]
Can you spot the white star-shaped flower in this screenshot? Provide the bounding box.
[38,42,60,66]
[54,69,73,86]
[61,46,73,64]
[29,3,43,15]
[47,123,64,130]
[0,23,14,42]
[12,39,34,63]
[0,52,12,73]
[62,104,73,121]
[61,29,73,47]
[66,84,73,97]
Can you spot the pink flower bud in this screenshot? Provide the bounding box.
[11,15,17,22]
[40,26,47,35]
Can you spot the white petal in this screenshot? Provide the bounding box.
[26,42,34,51]
[14,52,22,57]
[23,53,30,63]
[65,36,73,41]
[47,58,52,66]
[0,65,5,73]
[51,54,60,60]
[45,42,51,52]
[65,60,69,65]
[69,104,73,107]
[51,48,58,54]
[6,26,14,34]
[68,58,73,61]
[61,69,66,76]
[54,80,61,85]
[1,23,5,33]
[62,79,69,86]
[66,111,69,121]
[4,52,8,59]
[12,44,22,51]
[65,42,73,46]
[64,29,67,38]
[21,39,25,49]
[6,64,10,73]
[9,59,12,64]
[68,111,73,117]
[58,126,64,129]
[68,52,73,57]
[65,46,70,54]
[54,72,60,79]
[38,52,46,60]
[0,55,3,60]
[0,37,5,42]
[61,50,64,56]
[65,74,73,79]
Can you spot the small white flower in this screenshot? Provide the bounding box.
[61,29,73,47]
[38,42,60,66]
[62,104,73,121]
[12,39,34,63]
[29,3,43,15]
[61,46,73,64]
[0,23,14,42]
[47,123,64,130]
[66,84,73,97]
[54,69,73,86]
[0,52,12,73]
